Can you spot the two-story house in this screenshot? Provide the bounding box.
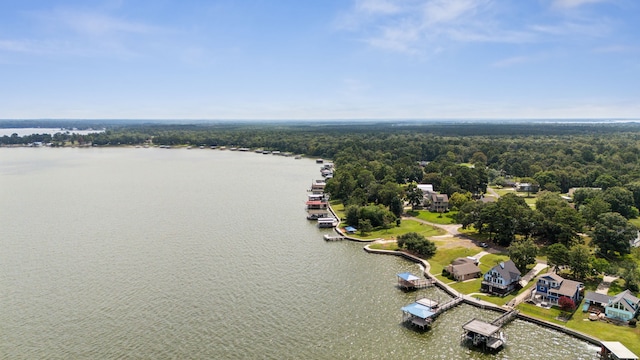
[481,260,521,296]
[429,193,449,213]
[535,272,583,306]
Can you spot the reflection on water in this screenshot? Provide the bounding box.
[0,148,599,359]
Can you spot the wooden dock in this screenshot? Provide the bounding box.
[491,309,519,327]
[323,234,345,241]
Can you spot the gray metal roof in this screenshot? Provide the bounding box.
[462,319,500,337]
[584,291,611,305]
[601,341,638,360]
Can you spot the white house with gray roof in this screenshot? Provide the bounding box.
[481,260,521,296]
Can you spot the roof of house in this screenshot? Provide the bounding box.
[452,262,481,277]
[610,290,640,313]
[430,193,449,202]
[417,184,434,193]
[585,291,612,304]
[555,278,583,298]
[539,272,564,283]
[539,273,583,297]
[489,260,521,281]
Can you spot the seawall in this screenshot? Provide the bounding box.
[363,245,603,347]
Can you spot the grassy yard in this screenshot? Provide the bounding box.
[408,210,458,225]
[449,278,482,294]
[566,307,640,355]
[368,242,399,251]
[428,246,482,275]
[517,302,566,325]
[516,299,640,354]
[345,219,445,240]
[478,254,510,272]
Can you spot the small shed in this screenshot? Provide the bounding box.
[345,226,357,234]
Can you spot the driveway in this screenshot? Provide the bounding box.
[596,275,619,295]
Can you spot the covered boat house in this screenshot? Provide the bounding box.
[396,272,432,290]
[461,319,505,351]
[401,298,439,330]
[599,341,638,360]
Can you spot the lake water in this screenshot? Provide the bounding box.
[0,148,599,359]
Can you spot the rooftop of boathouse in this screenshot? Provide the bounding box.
[397,272,420,282]
[462,319,501,338]
[401,302,436,321]
[600,341,638,360]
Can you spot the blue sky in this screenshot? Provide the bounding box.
[1,0,639,120]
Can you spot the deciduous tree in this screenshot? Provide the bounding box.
[592,212,637,256]
[508,238,538,273]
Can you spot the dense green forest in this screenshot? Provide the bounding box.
[2,121,640,289]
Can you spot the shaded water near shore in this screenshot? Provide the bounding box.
[0,148,599,359]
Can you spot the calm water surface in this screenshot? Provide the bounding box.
[0,148,599,359]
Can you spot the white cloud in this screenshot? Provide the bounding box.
[340,0,618,55]
[422,0,481,25]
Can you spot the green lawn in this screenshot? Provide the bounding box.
[629,217,640,228]
[517,303,566,325]
[411,210,458,224]
[368,242,399,251]
[449,278,482,294]
[478,254,510,272]
[346,219,445,240]
[566,307,640,355]
[329,201,345,220]
[427,247,482,275]
[516,300,640,354]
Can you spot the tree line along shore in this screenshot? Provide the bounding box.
[3,120,640,353]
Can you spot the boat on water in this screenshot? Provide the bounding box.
[317,217,337,228]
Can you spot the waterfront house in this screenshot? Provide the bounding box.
[605,290,640,322]
[444,257,481,281]
[584,290,640,322]
[429,193,449,213]
[534,272,583,306]
[583,291,611,314]
[481,260,521,296]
